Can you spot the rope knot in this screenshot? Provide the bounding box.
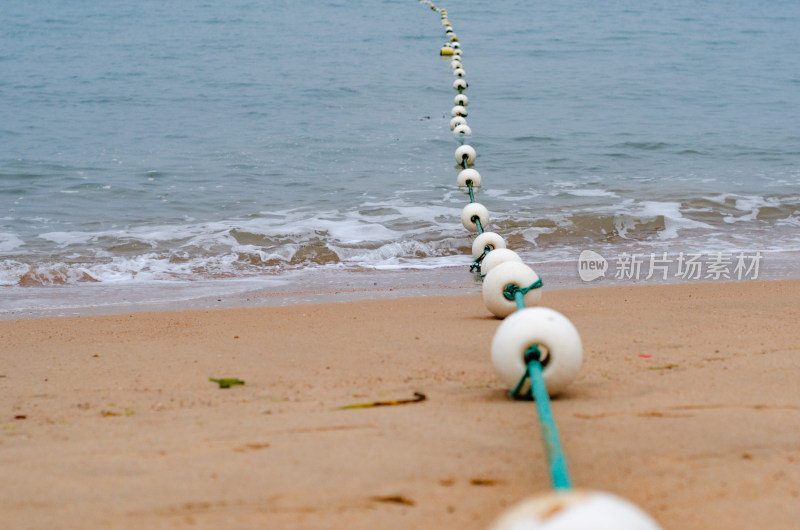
[503,278,543,300]
[469,245,492,273]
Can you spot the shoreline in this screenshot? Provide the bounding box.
[3,248,799,320]
[2,279,799,528]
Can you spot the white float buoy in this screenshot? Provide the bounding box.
[455,144,476,164]
[482,261,541,318]
[489,490,662,530]
[449,116,467,131]
[450,60,462,69]
[457,168,481,189]
[453,68,465,78]
[451,105,467,117]
[453,78,468,91]
[454,124,472,135]
[490,306,581,395]
[453,48,462,56]
[481,248,522,276]
[472,231,506,258]
[452,42,461,49]
[461,202,489,232]
[454,93,468,106]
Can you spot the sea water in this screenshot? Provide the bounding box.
[2,0,799,315]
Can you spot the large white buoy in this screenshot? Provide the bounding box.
[454,93,468,106]
[490,307,581,395]
[454,124,472,135]
[489,490,662,530]
[450,60,462,69]
[461,202,489,232]
[481,248,522,276]
[455,144,476,165]
[453,78,468,91]
[454,68,466,77]
[457,168,481,189]
[472,231,506,258]
[482,261,541,318]
[451,105,467,117]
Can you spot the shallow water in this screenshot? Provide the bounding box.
[2,0,799,314]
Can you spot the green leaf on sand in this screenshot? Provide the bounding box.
[209,377,245,388]
[341,392,426,409]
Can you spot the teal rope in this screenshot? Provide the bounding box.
[471,215,484,234]
[469,244,491,273]
[461,158,469,169]
[510,346,573,490]
[527,359,573,490]
[467,181,475,203]
[514,289,525,310]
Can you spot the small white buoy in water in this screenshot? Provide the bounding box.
[455,144,476,165]
[481,248,522,276]
[489,490,662,530]
[454,93,468,106]
[457,168,481,189]
[452,42,461,49]
[453,78,468,91]
[450,116,467,131]
[453,68,466,78]
[461,202,489,232]
[450,59,462,69]
[454,124,472,135]
[490,306,582,396]
[451,105,467,117]
[472,231,506,258]
[453,48,462,57]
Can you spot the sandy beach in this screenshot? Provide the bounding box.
[1,279,799,529]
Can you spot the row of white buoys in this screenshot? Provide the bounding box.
[420,2,662,528]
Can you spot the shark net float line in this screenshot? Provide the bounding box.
[417,2,663,528]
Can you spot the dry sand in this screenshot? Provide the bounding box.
[1,279,799,529]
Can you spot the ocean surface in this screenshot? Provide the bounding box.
[2,0,799,315]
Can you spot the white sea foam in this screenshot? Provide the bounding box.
[567,189,619,198]
[0,260,30,285]
[0,233,24,252]
[607,200,713,240]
